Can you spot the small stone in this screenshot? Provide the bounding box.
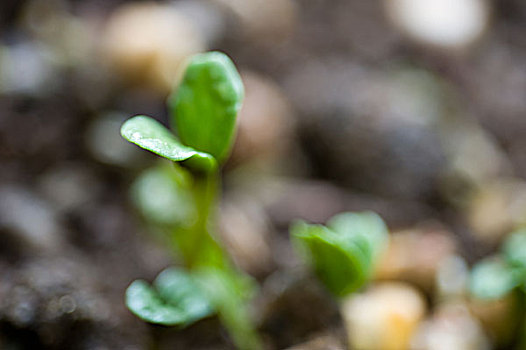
[435,255,469,299]
[467,179,526,244]
[411,302,490,350]
[384,0,490,50]
[211,0,297,44]
[342,282,426,350]
[0,186,64,252]
[20,0,95,67]
[101,2,205,94]
[374,227,457,292]
[38,164,100,212]
[286,63,447,200]
[229,71,295,166]
[0,43,56,96]
[172,0,227,45]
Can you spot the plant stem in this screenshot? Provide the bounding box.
[171,170,225,269]
[188,171,221,268]
[174,169,263,350]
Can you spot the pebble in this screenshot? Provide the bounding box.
[172,0,227,45]
[467,179,526,244]
[101,2,205,93]
[0,185,63,252]
[384,0,490,50]
[211,0,297,44]
[411,302,490,350]
[374,227,457,292]
[229,71,295,166]
[0,42,56,96]
[38,163,100,212]
[285,63,447,200]
[435,255,469,299]
[342,282,426,350]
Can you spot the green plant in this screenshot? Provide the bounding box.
[121,51,262,350]
[469,228,526,349]
[469,228,526,300]
[290,211,389,297]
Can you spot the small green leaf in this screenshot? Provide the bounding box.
[469,258,524,300]
[327,211,389,268]
[291,221,370,297]
[502,228,526,269]
[168,52,244,163]
[125,268,213,326]
[154,268,214,323]
[121,115,216,172]
[131,165,195,226]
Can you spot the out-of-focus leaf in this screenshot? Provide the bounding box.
[194,267,262,350]
[291,221,370,297]
[154,268,213,323]
[469,258,524,300]
[121,115,216,172]
[131,165,195,226]
[168,52,244,163]
[326,211,389,268]
[502,228,526,270]
[125,268,213,326]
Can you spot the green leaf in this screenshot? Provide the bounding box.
[121,115,216,172]
[327,211,389,268]
[168,52,244,163]
[154,268,213,322]
[291,221,370,297]
[131,164,195,226]
[469,258,524,300]
[125,268,214,326]
[502,228,526,270]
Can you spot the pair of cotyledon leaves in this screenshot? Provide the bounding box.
[126,268,213,326]
[121,51,244,172]
[470,228,526,300]
[126,266,256,327]
[291,211,389,297]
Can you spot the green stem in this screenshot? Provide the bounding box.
[171,170,224,269]
[188,172,220,268]
[173,168,263,350]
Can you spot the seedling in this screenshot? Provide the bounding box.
[469,228,526,348]
[469,228,526,300]
[290,211,389,297]
[121,52,262,350]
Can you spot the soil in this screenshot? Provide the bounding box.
[1,0,526,349]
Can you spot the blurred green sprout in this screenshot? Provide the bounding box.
[291,211,389,297]
[121,51,262,350]
[470,228,526,300]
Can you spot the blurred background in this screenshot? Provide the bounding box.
[1,0,526,349]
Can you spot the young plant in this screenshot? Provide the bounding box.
[469,229,526,349]
[290,211,389,297]
[121,51,262,350]
[469,228,526,300]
